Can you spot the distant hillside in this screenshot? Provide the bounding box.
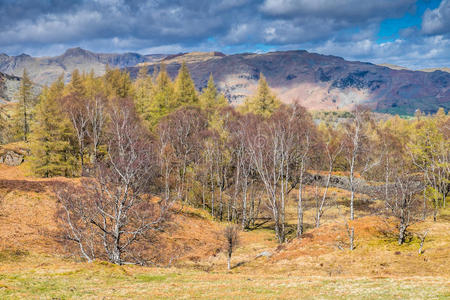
[378,63,410,71]
[1,48,449,114]
[420,67,450,73]
[0,72,20,103]
[128,51,450,115]
[0,48,165,85]
[138,51,225,66]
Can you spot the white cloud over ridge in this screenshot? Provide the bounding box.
[0,0,448,69]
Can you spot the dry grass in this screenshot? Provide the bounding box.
[0,253,448,299]
[0,164,449,298]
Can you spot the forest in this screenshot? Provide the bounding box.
[0,63,448,267]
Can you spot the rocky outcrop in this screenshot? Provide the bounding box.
[0,150,24,166]
[0,72,21,102]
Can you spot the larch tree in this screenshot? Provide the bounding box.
[241,73,280,117]
[29,77,77,177]
[200,74,227,113]
[13,69,35,142]
[103,67,132,99]
[174,62,198,106]
[133,66,153,124]
[148,64,175,128]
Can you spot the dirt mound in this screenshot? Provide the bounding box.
[272,216,391,261]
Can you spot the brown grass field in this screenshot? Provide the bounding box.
[0,164,449,299]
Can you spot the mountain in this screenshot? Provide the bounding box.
[128,50,450,115]
[379,63,450,74]
[0,72,21,103]
[1,48,449,114]
[0,47,165,85]
[378,63,410,71]
[138,51,226,66]
[420,67,450,73]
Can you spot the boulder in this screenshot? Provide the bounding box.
[256,251,272,258]
[0,150,24,166]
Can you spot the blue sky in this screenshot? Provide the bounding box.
[0,0,449,69]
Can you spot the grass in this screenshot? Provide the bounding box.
[0,254,448,299]
[0,164,449,298]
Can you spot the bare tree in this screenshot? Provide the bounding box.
[56,98,171,265]
[246,105,304,243]
[313,124,343,228]
[158,108,208,205]
[223,224,240,270]
[408,118,449,221]
[342,107,373,221]
[388,171,423,245]
[86,95,107,164]
[62,94,90,173]
[291,101,316,238]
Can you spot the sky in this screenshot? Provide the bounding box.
[0,0,449,69]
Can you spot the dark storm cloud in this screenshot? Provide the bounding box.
[1,0,413,49]
[0,0,448,69]
[0,0,82,26]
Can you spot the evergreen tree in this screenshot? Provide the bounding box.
[200,74,227,112]
[29,77,77,177]
[174,62,198,106]
[12,69,35,142]
[241,73,280,117]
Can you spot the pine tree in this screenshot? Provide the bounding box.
[29,77,77,177]
[174,62,198,106]
[12,69,35,142]
[200,74,227,112]
[241,73,280,117]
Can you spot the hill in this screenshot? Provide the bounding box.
[378,63,410,70]
[420,67,450,73]
[0,48,165,85]
[0,163,449,298]
[128,50,450,114]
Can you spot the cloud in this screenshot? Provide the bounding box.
[0,0,448,69]
[260,0,415,21]
[422,0,450,35]
[310,34,450,69]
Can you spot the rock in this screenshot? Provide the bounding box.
[0,150,24,166]
[256,251,272,258]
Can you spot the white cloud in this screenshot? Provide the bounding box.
[422,0,450,35]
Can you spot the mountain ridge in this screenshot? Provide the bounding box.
[1,48,449,114]
[127,50,450,114]
[0,47,165,85]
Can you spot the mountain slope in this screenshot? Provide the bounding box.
[1,48,449,114]
[0,72,21,103]
[0,48,165,85]
[128,50,450,114]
